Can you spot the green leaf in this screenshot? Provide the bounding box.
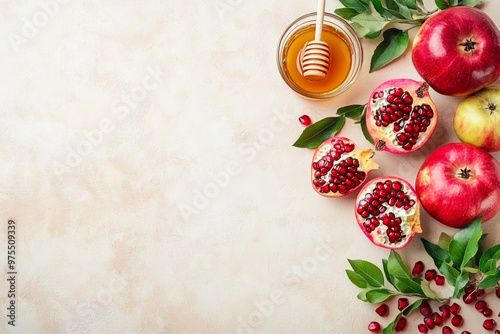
[348,259,385,287]
[357,289,369,301]
[334,8,360,20]
[448,216,483,270]
[339,0,370,13]
[462,266,480,274]
[422,239,451,269]
[438,262,459,286]
[337,104,365,119]
[421,280,438,299]
[404,0,418,9]
[293,116,345,148]
[382,259,397,289]
[391,0,413,19]
[435,0,450,9]
[346,269,369,288]
[383,313,402,334]
[438,232,453,251]
[479,244,500,275]
[370,28,409,72]
[453,272,469,298]
[478,268,500,289]
[359,113,374,145]
[351,12,388,39]
[450,0,459,5]
[461,0,482,6]
[387,250,412,279]
[392,276,424,294]
[475,233,488,264]
[383,300,422,334]
[371,0,402,20]
[403,299,423,316]
[365,288,393,303]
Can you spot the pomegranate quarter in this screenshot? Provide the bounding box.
[311,137,379,197]
[366,79,437,154]
[355,176,422,249]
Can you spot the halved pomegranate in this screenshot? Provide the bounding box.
[311,137,379,197]
[355,176,422,249]
[366,79,438,154]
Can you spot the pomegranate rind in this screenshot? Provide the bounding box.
[311,136,379,198]
[355,176,422,249]
[366,78,438,154]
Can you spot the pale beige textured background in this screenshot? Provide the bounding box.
[0,0,499,333]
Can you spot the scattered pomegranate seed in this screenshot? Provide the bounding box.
[451,315,463,327]
[425,315,435,329]
[418,324,428,333]
[484,319,497,330]
[412,261,425,276]
[450,303,461,315]
[442,326,453,334]
[368,321,382,332]
[433,312,443,326]
[440,304,451,320]
[476,289,485,298]
[375,304,389,317]
[398,298,409,311]
[425,269,437,281]
[483,308,493,317]
[436,275,445,285]
[462,331,472,334]
[298,115,312,126]
[496,330,500,334]
[463,292,476,304]
[395,317,407,332]
[475,300,487,312]
[420,300,432,317]
[496,287,500,299]
[464,285,475,295]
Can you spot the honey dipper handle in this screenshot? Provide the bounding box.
[314,0,326,41]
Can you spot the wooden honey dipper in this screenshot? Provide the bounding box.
[297,0,331,81]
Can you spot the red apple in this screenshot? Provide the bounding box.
[412,7,500,96]
[454,85,500,152]
[416,143,500,228]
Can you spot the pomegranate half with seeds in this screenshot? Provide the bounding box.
[311,137,379,197]
[355,176,422,249]
[366,79,438,154]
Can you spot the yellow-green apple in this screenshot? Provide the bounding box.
[454,85,500,152]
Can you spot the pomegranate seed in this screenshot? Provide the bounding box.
[451,315,463,327]
[463,292,476,304]
[375,304,389,317]
[450,303,461,315]
[368,321,382,332]
[412,261,425,276]
[496,331,500,334]
[395,317,407,332]
[433,312,443,326]
[420,301,432,316]
[496,287,500,299]
[483,308,493,317]
[475,300,487,312]
[476,289,485,297]
[436,275,445,285]
[441,306,451,320]
[442,326,453,334]
[398,298,409,311]
[462,332,472,334]
[298,115,312,126]
[418,324,428,333]
[425,269,437,281]
[425,315,435,329]
[464,285,475,295]
[484,319,497,330]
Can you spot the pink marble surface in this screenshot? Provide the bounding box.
[0,0,499,333]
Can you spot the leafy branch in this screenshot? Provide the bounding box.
[335,0,483,71]
[345,216,500,333]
